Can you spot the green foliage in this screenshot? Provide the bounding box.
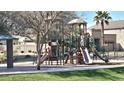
[0,48,17,63]
[74,28,81,36]
[64,35,79,49]
[94,11,112,25]
[0,52,6,64]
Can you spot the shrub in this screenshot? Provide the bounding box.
[21,51,24,53]
[0,54,6,64]
[25,55,31,58]
[28,50,32,53]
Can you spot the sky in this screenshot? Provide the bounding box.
[76,11,124,27]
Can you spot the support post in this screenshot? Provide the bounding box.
[7,39,13,68]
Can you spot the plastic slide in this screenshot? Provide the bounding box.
[40,54,49,62]
[80,47,92,64]
[37,54,49,66]
[94,50,109,63]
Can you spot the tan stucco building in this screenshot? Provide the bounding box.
[89,20,124,51]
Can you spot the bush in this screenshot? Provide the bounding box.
[25,55,31,58]
[0,53,6,64]
[21,51,24,53]
[28,50,32,53]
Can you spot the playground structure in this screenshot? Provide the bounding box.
[0,17,110,69]
[37,18,109,70]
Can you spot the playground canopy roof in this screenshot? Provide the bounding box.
[0,31,17,40]
[68,18,87,25]
[0,35,17,40]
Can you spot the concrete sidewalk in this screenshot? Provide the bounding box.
[0,60,124,75]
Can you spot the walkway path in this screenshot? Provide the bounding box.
[0,60,124,75]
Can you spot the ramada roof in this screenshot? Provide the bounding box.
[0,31,17,40]
[89,20,124,30]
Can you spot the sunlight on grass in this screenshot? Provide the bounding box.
[0,67,124,81]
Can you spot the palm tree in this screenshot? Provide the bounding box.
[94,11,112,47]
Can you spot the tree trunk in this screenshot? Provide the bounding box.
[101,22,104,47]
[36,32,41,64]
[36,32,45,65]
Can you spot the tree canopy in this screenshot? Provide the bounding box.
[94,11,112,47]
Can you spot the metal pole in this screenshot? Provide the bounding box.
[7,39,13,68]
[71,25,74,64]
[61,21,65,65]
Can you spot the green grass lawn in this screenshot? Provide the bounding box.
[0,67,124,81]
